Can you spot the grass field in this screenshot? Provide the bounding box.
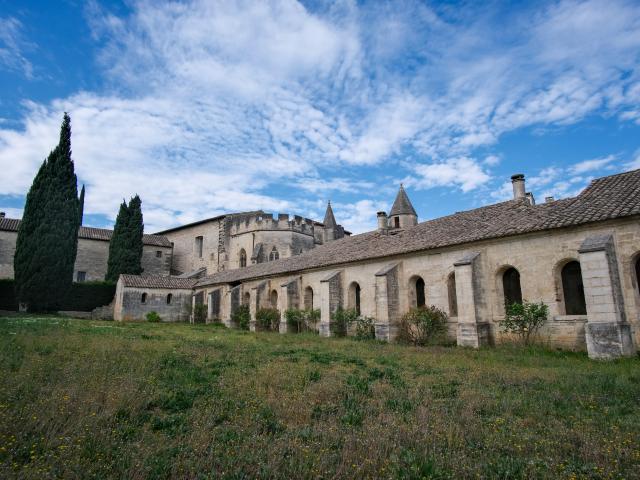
[1,316,639,479]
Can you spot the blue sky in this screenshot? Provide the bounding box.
[1,0,639,233]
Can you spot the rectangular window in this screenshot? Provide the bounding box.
[76,271,86,282]
[156,250,162,258]
[195,236,203,258]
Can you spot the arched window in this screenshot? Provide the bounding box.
[166,293,172,305]
[269,247,279,261]
[561,261,586,315]
[447,272,458,317]
[243,292,250,306]
[348,282,361,315]
[502,267,522,306]
[270,289,278,308]
[239,249,247,268]
[141,293,147,304]
[304,286,314,310]
[415,277,426,307]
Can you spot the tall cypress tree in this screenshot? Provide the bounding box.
[106,195,144,282]
[78,184,85,225]
[14,113,80,311]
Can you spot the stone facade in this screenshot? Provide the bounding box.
[157,209,348,276]
[0,220,172,281]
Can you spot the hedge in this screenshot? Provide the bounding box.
[0,279,18,311]
[0,279,116,312]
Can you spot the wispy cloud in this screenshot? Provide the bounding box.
[0,17,33,78]
[1,0,640,233]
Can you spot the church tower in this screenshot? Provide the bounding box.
[322,201,345,243]
[388,184,418,229]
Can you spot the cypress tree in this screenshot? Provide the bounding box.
[106,195,144,282]
[78,184,85,225]
[14,113,80,311]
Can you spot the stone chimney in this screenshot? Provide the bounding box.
[511,174,526,200]
[377,211,388,232]
[545,196,554,203]
[525,192,535,206]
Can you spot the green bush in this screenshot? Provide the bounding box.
[146,311,161,323]
[501,300,548,345]
[255,308,280,331]
[331,308,359,337]
[398,306,448,346]
[285,308,320,333]
[193,304,207,323]
[232,305,251,331]
[352,315,376,340]
[60,281,116,312]
[0,279,17,311]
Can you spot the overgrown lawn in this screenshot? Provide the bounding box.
[1,316,639,479]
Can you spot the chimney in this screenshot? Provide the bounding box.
[0,212,4,218]
[525,192,535,206]
[377,211,388,232]
[545,196,554,203]
[511,174,526,199]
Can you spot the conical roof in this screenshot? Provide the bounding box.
[323,201,337,228]
[389,184,417,217]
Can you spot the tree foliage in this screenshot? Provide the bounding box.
[398,306,448,346]
[106,195,144,282]
[501,300,549,345]
[14,113,81,311]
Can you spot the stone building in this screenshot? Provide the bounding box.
[156,207,348,276]
[114,170,640,360]
[0,216,172,281]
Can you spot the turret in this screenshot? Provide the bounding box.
[322,201,346,243]
[388,184,417,229]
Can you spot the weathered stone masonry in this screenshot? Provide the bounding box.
[114,170,640,360]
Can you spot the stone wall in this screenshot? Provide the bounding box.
[162,219,222,275]
[0,230,16,278]
[194,217,640,351]
[2,230,171,281]
[114,281,192,322]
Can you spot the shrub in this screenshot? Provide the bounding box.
[193,304,207,323]
[60,281,116,312]
[0,279,17,311]
[146,311,161,323]
[255,307,280,331]
[285,308,321,333]
[331,308,359,337]
[398,306,448,346]
[501,300,548,345]
[232,305,251,331]
[352,315,376,340]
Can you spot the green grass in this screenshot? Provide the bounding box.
[1,316,639,479]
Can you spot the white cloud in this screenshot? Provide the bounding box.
[569,155,616,174]
[0,17,33,78]
[407,157,491,192]
[1,0,640,233]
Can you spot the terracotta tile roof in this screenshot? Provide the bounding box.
[119,274,197,289]
[197,169,640,287]
[0,218,172,248]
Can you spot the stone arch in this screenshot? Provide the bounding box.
[166,293,172,305]
[408,275,426,308]
[243,291,250,306]
[239,248,247,268]
[555,259,587,315]
[499,266,522,307]
[348,281,361,315]
[270,289,278,308]
[447,272,458,317]
[141,292,147,304]
[304,286,314,310]
[269,247,279,261]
